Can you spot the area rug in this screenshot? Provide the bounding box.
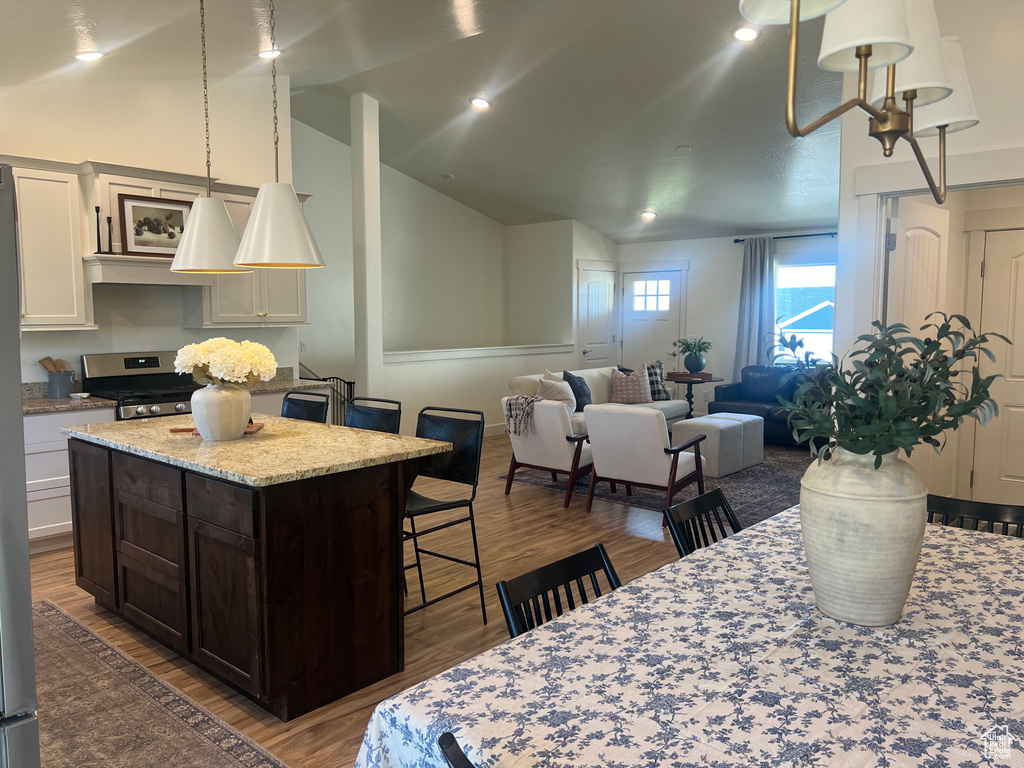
[504,444,815,529]
[33,600,288,768]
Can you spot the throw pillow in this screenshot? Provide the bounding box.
[543,370,564,382]
[535,377,576,413]
[562,370,592,412]
[646,360,671,402]
[610,364,653,404]
[617,365,634,375]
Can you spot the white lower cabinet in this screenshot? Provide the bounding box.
[24,408,115,541]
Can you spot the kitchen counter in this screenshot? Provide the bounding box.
[23,378,326,416]
[62,413,449,487]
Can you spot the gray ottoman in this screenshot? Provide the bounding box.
[671,417,744,479]
[704,413,765,469]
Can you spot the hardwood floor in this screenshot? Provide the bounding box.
[30,433,681,768]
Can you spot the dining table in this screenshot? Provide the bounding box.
[354,508,1024,767]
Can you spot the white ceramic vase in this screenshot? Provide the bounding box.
[799,448,927,627]
[190,384,251,441]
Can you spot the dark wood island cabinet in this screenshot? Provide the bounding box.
[64,414,450,721]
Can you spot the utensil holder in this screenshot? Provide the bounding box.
[48,371,76,399]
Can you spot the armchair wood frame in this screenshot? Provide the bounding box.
[585,434,706,515]
[505,433,592,508]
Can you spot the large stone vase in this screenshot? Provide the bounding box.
[799,448,927,627]
[191,384,251,441]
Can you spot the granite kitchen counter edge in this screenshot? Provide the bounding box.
[23,379,326,415]
[60,414,452,487]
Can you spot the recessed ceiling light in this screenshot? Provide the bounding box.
[641,211,657,221]
[733,26,760,42]
[676,145,692,153]
[76,51,104,62]
[439,172,456,180]
[258,49,282,59]
[470,97,491,110]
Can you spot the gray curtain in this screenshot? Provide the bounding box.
[732,237,774,382]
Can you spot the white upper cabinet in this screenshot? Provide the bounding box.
[183,191,307,328]
[13,167,94,329]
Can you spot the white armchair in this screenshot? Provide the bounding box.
[502,398,593,508]
[583,404,706,515]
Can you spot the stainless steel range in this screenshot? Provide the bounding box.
[82,351,200,420]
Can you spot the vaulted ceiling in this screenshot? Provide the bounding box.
[4,0,844,242]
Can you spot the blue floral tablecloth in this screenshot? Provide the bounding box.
[355,509,1024,767]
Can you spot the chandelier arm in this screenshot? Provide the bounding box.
[785,0,884,138]
[903,126,948,204]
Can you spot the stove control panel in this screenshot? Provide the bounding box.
[119,401,191,420]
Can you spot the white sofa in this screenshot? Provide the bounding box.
[507,366,690,433]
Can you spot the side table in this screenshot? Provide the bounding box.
[666,373,724,419]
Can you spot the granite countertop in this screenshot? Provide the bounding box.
[23,377,329,415]
[62,413,451,488]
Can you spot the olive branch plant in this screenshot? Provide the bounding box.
[777,312,1010,468]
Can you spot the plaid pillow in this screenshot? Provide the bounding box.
[646,360,671,402]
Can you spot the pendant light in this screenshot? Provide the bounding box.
[868,0,951,109]
[234,0,324,269]
[171,0,250,274]
[913,37,979,137]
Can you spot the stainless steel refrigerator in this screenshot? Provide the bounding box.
[0,164,42,767]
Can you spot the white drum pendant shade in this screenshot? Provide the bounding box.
[740,0,847,24]
[234,182,325,269]
[869,0,951,108]
[914,37,979,137]
[818,0,914,72]
[170,196,249,273]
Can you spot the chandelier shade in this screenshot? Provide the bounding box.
[233,182,325,269]
[170,196,249,273]
[739,0,847,24]
[818,0,914,72]
[869,0,951,109]
[914,37,979,137]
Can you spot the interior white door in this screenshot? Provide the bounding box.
[577,268,616,368]
[971,229,1024,505]
[886,199,950,331]
[885,199,950,491]
[621,271,683,371]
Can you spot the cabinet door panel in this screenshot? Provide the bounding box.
[13,168,86,326]
[188,517,263,695]
[262,269,306,323]
[118,550,188,652]
[69,440,116,607]
[207,195,260,323]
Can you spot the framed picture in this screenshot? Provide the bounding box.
[117,193,193,257]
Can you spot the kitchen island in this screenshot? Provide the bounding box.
[62,414,451,721]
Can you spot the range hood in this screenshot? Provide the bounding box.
[83,254,217,286]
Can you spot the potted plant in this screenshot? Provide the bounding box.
[778,313,1008,626]
[175,338,278,441]
[672,336,714,373]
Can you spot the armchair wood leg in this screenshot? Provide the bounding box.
[551,471,559,482]
[585,474,599,514]
[505,455,519,496]
[626,485,632,497]
[564,441,586,509]
[610,482,617,494]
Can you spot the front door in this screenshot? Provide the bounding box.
[621,271,683,371]
[971,229,1024,505]
[577,268,616,368]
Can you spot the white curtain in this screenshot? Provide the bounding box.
[732,237,774,382]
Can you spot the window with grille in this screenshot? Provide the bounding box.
[633,280,670,312]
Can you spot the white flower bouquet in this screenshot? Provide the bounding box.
[175,338,278,387]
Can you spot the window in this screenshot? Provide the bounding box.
[774,265,835,361]
[633,280,670,312]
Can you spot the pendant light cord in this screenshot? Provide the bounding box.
[269,0,280,183]
[200,0,212,197]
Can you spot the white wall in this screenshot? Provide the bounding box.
[0,77,291,188]
[505,221,574,346]
[21,284,298,385]
[381,164,506,352]
[6,76,299,383]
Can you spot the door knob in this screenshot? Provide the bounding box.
[582,349,590,356]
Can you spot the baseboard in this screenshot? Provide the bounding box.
[485,423,509,438]
[30,532,73,555]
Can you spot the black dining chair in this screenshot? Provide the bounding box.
[280,390,330,423]
[344,396,402,434]
[405,407,487,623]
[438,732,477,768]
[663,488,743,558]
[495,544,621,640]
[926,494,1024,537]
